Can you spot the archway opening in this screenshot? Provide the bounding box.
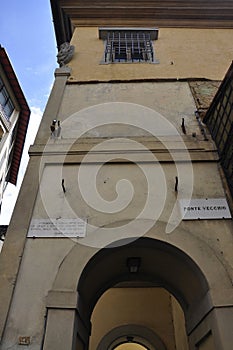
[114,344,148,350]
[77,237,209,350]
[91,286,187,350]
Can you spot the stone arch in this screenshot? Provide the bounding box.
[51,220,232,295]
[73,236,212,349]
[76,236,209,333]
[96,324,167,350]
[44,227,233,350]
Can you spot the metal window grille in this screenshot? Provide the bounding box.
[104,31,155,63]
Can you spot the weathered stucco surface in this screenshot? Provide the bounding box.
[68,27,233,82]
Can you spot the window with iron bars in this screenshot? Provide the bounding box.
[99,28,159,64]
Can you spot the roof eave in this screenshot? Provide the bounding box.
[50,0,73,47]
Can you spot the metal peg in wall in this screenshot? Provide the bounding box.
[175,176,178,192]
[50,119,57,135]
[181,118,186,134]
[62,179,66,193]
[57,120,61,137]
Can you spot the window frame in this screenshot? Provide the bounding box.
[204,63,233,197]
[0,76,15,121]
[99,27,159,65]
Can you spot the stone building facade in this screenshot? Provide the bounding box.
[0,1,232,350]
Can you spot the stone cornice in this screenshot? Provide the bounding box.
[50,0,233,46]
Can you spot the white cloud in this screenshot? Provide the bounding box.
[0,107,43,224]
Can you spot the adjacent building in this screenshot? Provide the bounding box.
[0,46,30,213]
[0,1,232,350]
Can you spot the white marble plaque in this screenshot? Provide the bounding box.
[179,198,232,220]
[28,218,87,238]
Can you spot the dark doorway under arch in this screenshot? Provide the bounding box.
[95,324,167,350]
[78,237,209,322]
[76,237,209,349]
[114,343,148,350]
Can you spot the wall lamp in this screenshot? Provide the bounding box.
[127,257,141,273]
[126,336,134,343]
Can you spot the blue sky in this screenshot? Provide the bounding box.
[0,1,58,223]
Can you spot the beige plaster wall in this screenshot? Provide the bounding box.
[1,40,233,349]
[33,162,227,228]
[1,156,232,349]
[68,27,233,82]
[89,287,177,350]
[31,161,233,289]
[0,239,77,349]
[171,297,189,350]
[32,82,209,162]
[197,334,215,350]
[36,81,202,143]
[115,345,146,350]
[61,82,197,134]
